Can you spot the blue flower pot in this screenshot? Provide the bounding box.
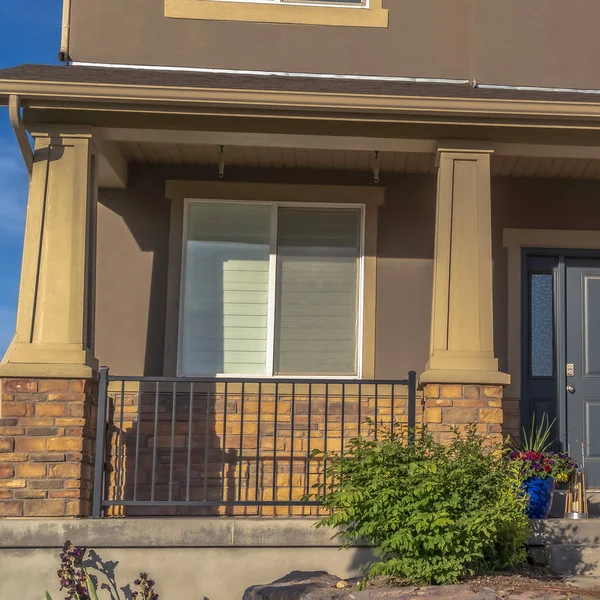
[523,476,554,519]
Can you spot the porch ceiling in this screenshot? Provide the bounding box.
[117,142,600,179]
[118,142,437,174]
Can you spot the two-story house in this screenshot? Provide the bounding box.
[2,0,600,597]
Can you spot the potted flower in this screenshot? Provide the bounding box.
[509,415,577,519]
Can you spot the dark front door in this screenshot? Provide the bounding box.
[523,253,600,487]
[566,259,600,487]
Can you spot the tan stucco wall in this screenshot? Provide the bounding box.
[95,168,600,383]
[96,169,171,376]
[491,177,600,375]
[376,176,436,378]
[94,166,436,379]
[70,0,600,90]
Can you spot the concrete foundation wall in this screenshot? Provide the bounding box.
[0,518,372,600]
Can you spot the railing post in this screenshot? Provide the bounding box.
[92,366,109,518]
[408,371,417,443]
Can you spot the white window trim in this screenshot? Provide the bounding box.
[210,0,368,8]
[178,198,366,380]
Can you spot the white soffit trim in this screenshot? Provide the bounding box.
[102,128,600,162]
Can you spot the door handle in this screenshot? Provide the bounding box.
[567,385,576,394]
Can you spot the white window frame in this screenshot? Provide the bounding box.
[178,198,366,379]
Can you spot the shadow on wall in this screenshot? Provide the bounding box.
[102,378,415,517]
[84,551,211,600]
[95,165,437,380]
[84,551,124,600]
[106,381,241,517]
[375,176,436,378]
[97,170,171,377]
[83,549,370,599]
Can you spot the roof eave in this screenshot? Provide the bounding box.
[3,78,600,127]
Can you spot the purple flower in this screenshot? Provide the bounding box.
[57,541,91,600]
[133,571,159,600]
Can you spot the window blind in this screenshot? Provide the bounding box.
[274,207,361,375]
[181,203,271,375]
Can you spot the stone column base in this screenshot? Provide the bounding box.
[0,378,97,517]
[421,383,504,445]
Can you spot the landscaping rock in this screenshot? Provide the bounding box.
[243,571,346,600]
[243,571,599,600]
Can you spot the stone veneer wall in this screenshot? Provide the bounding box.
[0,379,97,517]
[0,379,508,519]
[421,384,504,444]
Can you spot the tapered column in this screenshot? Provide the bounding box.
[0,129,98,378]
[421,145,509,387]
[0,129,99,517]
[421,145,508,443]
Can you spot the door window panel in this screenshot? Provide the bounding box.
[530,273,555,378]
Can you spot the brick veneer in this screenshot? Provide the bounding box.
[0,378,97,517]
[105,382,423,517]
[421,383,504,445]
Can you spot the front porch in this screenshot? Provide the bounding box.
[3,65,600,517]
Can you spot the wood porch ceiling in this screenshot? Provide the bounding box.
[117,142,600,179]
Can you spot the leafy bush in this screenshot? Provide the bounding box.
[312,424,529,585]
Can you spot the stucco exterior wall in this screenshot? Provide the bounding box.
[95,167,436,379]
[491,177,600,373]
[95,170,600,384]
[69,0,600,90]
[96,170,171,376]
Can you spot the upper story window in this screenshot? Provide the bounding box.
[217,0,365,4]
[179,200,364,377]
[165,0,387,27]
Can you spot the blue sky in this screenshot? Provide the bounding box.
[0,1,63,356]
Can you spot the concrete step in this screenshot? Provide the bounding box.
[530,519,600,546]
[531,519,600,580]
[548,544,600,576]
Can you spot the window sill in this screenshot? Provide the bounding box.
[164,0,388,27]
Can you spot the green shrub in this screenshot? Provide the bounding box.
[313,423,529,585]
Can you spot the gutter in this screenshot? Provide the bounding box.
[8,95,33,175]
[4,79,600,123]
[59,0,71,62]
[4,78,600,135]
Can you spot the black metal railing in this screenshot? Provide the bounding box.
[92,368,417,517]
